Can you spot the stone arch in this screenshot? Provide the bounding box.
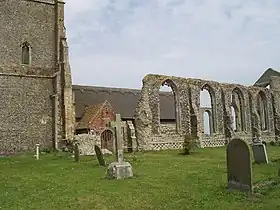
[231,87,245,131]
[257,90,269,130]
[200,83,216,133]
[21,41,31,65]
[158,78,181,134]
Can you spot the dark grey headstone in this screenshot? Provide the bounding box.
[252,143,268,164]
[94,145,105,166]
[74,143,80,162]
[226,138,253,193]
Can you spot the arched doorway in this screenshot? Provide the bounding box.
[101,129,114,152]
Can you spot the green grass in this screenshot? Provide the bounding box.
[1,146,280,210]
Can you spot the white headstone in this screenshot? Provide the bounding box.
[36,144,40,160]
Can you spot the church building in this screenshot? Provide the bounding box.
[0,0,75,155]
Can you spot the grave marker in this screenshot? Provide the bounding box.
[35,144,40,160]
[226,138,253,193]
[107,114,133,179]
[94,145,106,166]
[74,143,80,162]
[252,143,268,164]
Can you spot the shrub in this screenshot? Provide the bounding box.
[183,135,197,155]
[40,147,52,153]
[269,141,276,146]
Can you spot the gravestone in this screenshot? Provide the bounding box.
[252,143,268,164]
[74,143,80,162]
[107,114,133,179]
[226,138,253,193]
[94,145,106,166]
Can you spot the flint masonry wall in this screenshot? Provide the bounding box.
[0,74,55,155]
[0,0,74,155]
[0,0,56,67]
[135,74,277,151]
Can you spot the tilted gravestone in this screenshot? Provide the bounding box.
[226,138,253,193]
[252,143,268,164]
[94,145,106,166]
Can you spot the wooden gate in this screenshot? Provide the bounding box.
[101,129,114,152]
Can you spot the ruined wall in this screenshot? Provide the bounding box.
[75,120,136,155]
[160,122,176,135]
[270,76,280,141]
[135,74,277,151]
[75,134,100,155]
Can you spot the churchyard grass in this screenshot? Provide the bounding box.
[1,146,280,210]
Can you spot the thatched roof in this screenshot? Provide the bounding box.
[254,68,280,87]
[73,85,175,120]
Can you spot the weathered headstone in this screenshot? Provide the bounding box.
[94,145,106,166]
[107,114,133,179]
[252,143,268,164]
[226,138,253,193]
[74,143,80,162]
[35,144,40,160]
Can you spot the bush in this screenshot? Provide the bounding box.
[40,147,52,153]
[269,141,276,146]
[183,135,197,155]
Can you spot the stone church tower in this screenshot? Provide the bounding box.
[0,0,75,155]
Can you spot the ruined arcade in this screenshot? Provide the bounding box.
[135,72,280,150]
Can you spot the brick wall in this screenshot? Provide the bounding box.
[89,103,116,135]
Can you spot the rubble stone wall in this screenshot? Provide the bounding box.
[135,74,278,151]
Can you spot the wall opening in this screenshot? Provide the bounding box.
[203,111,211,136]
[257,91,268,130]
[159,80,178,134]
[231,105,237,131]
[200,85,215,135]
[21,41,31,65]
[231,88,245,132]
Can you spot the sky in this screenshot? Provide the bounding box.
[65,0,280,90]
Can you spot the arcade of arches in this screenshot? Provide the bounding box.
[135,74,280,150]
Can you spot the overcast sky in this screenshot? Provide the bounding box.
[65,0,280,89]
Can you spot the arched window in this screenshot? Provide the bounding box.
[21,41,31,65]
[159,79,180,134]
[200,84,216,134]
[231,87,245,131]
[257,91,268,130]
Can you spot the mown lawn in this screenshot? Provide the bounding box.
[0,146,280,210]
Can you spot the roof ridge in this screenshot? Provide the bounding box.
[72,85,141,92]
